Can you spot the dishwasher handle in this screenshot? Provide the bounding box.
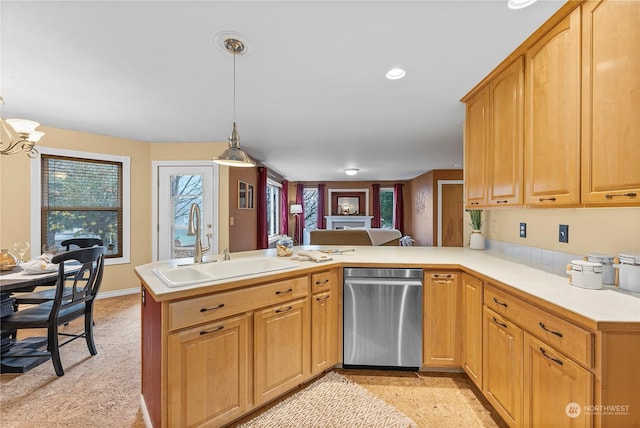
[344,278,423,287]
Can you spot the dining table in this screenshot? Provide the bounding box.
[0,264,76,373]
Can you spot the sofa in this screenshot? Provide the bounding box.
[309,228,402,246]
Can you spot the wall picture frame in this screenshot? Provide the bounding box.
[238,181,254,209]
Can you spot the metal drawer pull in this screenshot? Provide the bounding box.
[315,279,330,285]
[275,306,292,313]
[200,303,225,313]
[539,322,563,338]
[605,192,636,199]
[538,197,557,202]
[493,297,508,308]
[200,325,224,335]
[315,293,330,301]
[470,201,480,205]
[496,200,508,204]
[492,317,508,328]
[275,288,293,295]
[540,347,564,366]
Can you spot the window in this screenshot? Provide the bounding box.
[32,148,131,264]
[303,187,318,231]
[266,179,281,238]
[380,188,394,229]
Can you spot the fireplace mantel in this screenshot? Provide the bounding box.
[324,216,373,230]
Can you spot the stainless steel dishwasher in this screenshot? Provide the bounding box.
[343,267,423,370]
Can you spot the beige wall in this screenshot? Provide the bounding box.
[484,207,640,255]
[0,126,230,294]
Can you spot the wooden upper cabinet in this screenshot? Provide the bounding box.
[488,57,524,206]
[464,86,490,208]
[525,9,582,206]
[581,0,640,206]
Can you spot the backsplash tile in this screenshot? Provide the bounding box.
[486,239,584,277]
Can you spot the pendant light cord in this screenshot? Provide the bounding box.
[233,48,236,123]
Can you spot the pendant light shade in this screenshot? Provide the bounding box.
[212,37,256,168]
[213,122,256,167]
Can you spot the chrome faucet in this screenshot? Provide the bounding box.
[221,248,231,261]
[187,203,210,263]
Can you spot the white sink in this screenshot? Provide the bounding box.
[153,257,299,288]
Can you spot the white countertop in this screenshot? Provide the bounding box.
[134,246,640,325]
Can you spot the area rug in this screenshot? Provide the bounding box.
[239,371,418,428]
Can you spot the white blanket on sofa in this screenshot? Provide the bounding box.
[365,228,402,246]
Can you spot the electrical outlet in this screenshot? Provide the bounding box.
[559,224,569,243]
[520,222,527,238]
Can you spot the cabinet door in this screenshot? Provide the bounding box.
[483,307,523,427]
[254,298,310,405]
[488,57,524,206]
[167,315,249,428]
[581,0,640,205]
[311,288,338,374]
[462,274,483,389]
[465,85,490,208]
[525,9,581,206]
[523,333,593,428]
[424,272,460,367]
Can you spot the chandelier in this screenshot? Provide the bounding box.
[0,97,45,158]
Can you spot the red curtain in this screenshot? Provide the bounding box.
[393,183,404,234]
[257,167,268,249]
[280,180,289,236]
[317,183,326,229]
[294,184,304,245]
[371,183,381,228]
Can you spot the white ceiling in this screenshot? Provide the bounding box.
[1,0,564,181]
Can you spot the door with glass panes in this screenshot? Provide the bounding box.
[157,165,217,261]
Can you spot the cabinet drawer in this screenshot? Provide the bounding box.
[311,270,334,293]
[484,285,593,367]
[169,276,308,331]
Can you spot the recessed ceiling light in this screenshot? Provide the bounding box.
[344,168,360,176]
[507,0,539,10]
[386,68,406,80]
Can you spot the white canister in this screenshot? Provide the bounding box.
[567,260,603,290]
[615,253,640,292]
[587,253,615,285]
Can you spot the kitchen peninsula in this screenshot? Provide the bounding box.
[135,246,640,428]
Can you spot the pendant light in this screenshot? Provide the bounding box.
[212,38,256,167]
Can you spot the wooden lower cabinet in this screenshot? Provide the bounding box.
[423,272,461,367]
[254,298,310,406]
[167,315,249,428]
[311,288,338,374]
[523,333,593,428]
[462,274,483,389]
[483,307,523,427]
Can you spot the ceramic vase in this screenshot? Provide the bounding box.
[469,230,485,250]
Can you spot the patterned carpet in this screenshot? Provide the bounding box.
[239,371,417,428]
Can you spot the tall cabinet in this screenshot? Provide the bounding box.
[524,8,581,206]
[488,58,524,206]
[581,0,640,205]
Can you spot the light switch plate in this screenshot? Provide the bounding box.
[520,223,527,238]
[559,224,569,243]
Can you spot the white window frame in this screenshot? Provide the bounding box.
[267,178,282,243]
[31,147,131,265]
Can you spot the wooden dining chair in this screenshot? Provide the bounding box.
[60,238,104,252]
[12,238,104,308]
[1,246,106,376]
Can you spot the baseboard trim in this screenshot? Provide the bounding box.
[140,394,153,428]
[97,287,139,300]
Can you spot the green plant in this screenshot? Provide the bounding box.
[467,209,482,230]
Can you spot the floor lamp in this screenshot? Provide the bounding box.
[290,204,303,245]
